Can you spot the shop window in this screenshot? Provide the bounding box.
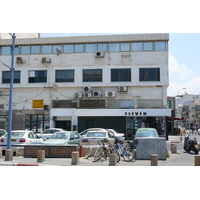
[2,71,21,83]
[55,70,74,82]
[139,68,160,81]
[111,68,131,82]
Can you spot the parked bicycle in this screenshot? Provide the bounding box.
[92,138,120,163]
[113,137,139,162]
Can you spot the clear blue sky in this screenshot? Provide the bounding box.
[41,33,200,96]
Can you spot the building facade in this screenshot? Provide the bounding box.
[0,33,171,139]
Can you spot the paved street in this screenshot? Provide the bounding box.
[0,134,200,166]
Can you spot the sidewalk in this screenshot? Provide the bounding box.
[0,135,198,166]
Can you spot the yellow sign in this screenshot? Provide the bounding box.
[32,99,44,109]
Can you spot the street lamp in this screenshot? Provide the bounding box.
[3,33,16,153]
[176,88,186,118]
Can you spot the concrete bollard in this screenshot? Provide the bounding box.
[109,154,117,166]
[16,147,24,157]
[5,149,13,161]
[194,155,200,166]
[0,147,2,159]
[151,154,158,166]
[71,151,79,165]
[37,150,45,162]
[170,143,175,151]
[171,145,177,153]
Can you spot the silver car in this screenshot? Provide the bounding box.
[37,128,66,140]
[81,130,114,147]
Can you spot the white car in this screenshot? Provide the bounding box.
[0,129,7,138]
[37,128,66,140]
[0,130,44,152]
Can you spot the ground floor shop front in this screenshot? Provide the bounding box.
[50,108,171,140]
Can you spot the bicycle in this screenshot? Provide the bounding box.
[113,137,139,162]
[92,139,120,163]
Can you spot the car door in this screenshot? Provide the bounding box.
[74,132,81,144]
[68,132,75,144]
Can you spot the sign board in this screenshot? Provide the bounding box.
[167,100,172,108]
[32,99,44,109]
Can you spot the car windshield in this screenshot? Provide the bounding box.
[11,132,25,137]
[86,132,106,137]
[136,130,158,137]
[50,132,69,139]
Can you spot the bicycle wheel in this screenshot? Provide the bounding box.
[111,148,120,162]
[123,145,135,162]
[92,148,105,162]
[85,148,95,159]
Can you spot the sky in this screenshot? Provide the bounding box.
[42,33,200,97]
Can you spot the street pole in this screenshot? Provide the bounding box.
[3,33,16,150]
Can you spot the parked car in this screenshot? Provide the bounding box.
[81,130,114,147]
[42,131,82,145]
[0,129,7,138]
[79,128,106,137]
[37,128,66,140]
[107,129,125,141]
[0,130,44,152]
[135,128,159,138]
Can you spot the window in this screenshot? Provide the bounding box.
[111,69,131,82]
[31,45,40,54]
[55,70,74,82]
[2,71,20,83]
[143,42,153,51]
[83,69,102,82]
[20,46,29,54]
[155,42,166,51]
[121,43,130,51]
[132,42,143,51]
[139,68,160,81]
[75,44,84,53]
[85,44,95,52]
[109,43,120,52]
[1,46,10,55]
[28,70,47,83]
[97,43,107,52]
[41,45,52,54]
[64,44,74,53]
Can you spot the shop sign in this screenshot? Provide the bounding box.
[32,99,44,109]
[125,112,147,116]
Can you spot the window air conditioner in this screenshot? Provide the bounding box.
[41,57,51,63]
[74,93,82,98]
[83,86,92,92]
[93,91,102,97]
[83,93,92,98]
[16,57,24,64]
[95,51,104,58]
[105,91,116,97]
[118,86,128,92]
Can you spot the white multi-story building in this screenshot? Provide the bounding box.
[0,33,171,139]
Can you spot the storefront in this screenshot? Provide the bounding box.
[50,108,171,139]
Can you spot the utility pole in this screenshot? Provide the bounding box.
[3,33,16,151]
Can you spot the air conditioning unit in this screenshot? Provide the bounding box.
[105,91,116,97]
[16,57,24,64]
[95,51,104,58]
[118,86,128,92]
[93,91,102,97]
[41,57,51,63]
[74,93,82,98]
[83,86,92,92]
[83,93,92,98]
